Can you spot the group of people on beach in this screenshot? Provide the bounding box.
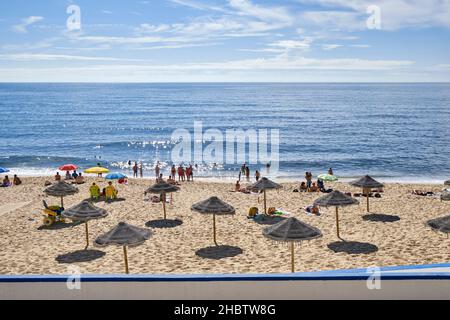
[89,181,118,200]
[1,174,21,187]
[55,170,84,184]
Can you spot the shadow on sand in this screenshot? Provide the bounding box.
[362,213,400,223]
[145,219,183,229]
[38,221,82,230]
[83,197,127,203]
[327,241,378,254]
[195,245,243,260]
[251,215,287,225]
[56,249,106,264]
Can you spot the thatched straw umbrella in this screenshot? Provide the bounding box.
[314,190,358,239]
[441,191,450,202]
[95,222,151,274]
[145,182,180,220]
[349,175,384,212]
[62,200,108,248]
[263,217,322,272]
[44,181,79,207]
[427,215,450,239]
[191,196,235,246]
[444,180,450,186]
[250,177,282,214]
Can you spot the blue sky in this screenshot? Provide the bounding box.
[0,0,449,82]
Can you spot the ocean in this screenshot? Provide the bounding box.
[0,83,449,183]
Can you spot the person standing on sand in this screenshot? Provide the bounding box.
[139,162,143,178]
[181,166,186,182]
[171,165,176,180]
[305,172,312,189]
[133,162,138,178]
[55,172,61,181]
[189,164,194,182]
[255,170,260,181]
[97,162,103,177]
[245,166,250,181]
[155,163,160,179]
[177,165,183,181]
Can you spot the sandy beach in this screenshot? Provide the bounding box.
[0,176,449,275]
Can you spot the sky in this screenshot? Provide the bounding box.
[0,0,449,82]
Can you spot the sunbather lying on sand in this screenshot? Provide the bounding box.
[412,190,435,196]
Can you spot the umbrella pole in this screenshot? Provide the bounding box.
[263,190,267,214]
[162,193,167,220]
[367,196,370,212]
[123,246,129,274]
[60,196,64,208]
[291,242,295,273]
[213,213,218,246]
[84,221,89,249]
[335,207,340,239]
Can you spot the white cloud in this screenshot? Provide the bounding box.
[101,10,113,14]
[297,0,450,30]
[12,16,44,33]
[0,53,144,62]
[322,44,343,50]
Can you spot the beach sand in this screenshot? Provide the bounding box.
[0,176,449,275]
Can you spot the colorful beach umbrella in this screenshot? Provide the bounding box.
[105,172,127,180]
[59,164,78,171]
[317,173,338,182]
[95,222,152,274]
[0,167,10,173]
[84,166,110,174]
[191,196,235,246]
[349,175,384,212]
[263,217,322,272]
[314,190,358,239]
[250,177,282,214]
[62,200,108,248]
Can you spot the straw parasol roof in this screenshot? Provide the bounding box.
[441,191,450,202]
[350,175,384,189]
[263,217,322,242]
[250,177,282,191]
[250,177,282,214]
[44,181,79,197]
[427,215,450,234]
[44,181,79,207]
[444,180,450,186]
[314,190,358,207]
[145,181,180,194]
[62,200,108,248]
[62,200,107,222]
[95,222,151,247]
[95,222,152,274]
[191,196,235,246]
[349,175,383,212]
[314,191,358,239]
[263,217,322,272]
[191,196,235,215]
[145,181,180,220]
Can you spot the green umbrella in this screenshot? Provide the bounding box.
[317,173,338,182]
